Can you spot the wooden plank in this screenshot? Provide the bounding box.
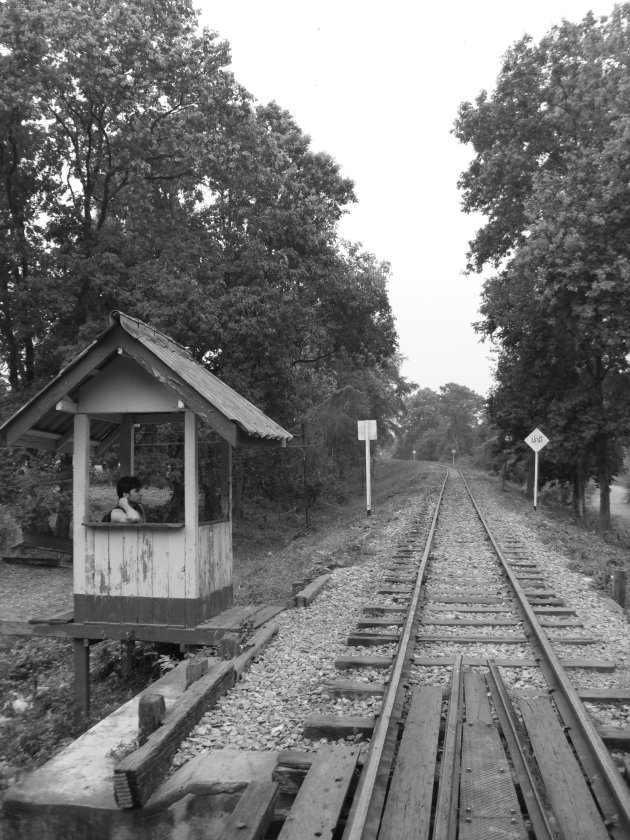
[217,781,278,840]
[429,590,501,598]
[250,604,285,628]
[362,604,407,614]
[347,633,399,646]
[427,596,506,604]
[277,745,360,840]
[597,726,630,746]
[577,687,630,701]
[322,680,386,697]
[379,686,442,840]
[356,617,405,628]
[335,655,394,670]
[412,656,615,670]
[539,619,583,628]
[294,574,331,608]
[533,607,577,615]
[302,715,374,740]
[424,605,512,613]
[417,634,528,643]
[463,671,492,724]
[519,696,609,840]
[433,655,463,840]
[28,609,74,625]
[233,623,279,678]
[425,618,519,626]
[114,661,234,808]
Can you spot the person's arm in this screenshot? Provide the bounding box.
[111,498,142,523]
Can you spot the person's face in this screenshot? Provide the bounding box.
[127,487,143,503]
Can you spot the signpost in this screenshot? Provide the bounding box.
[358,420,377,517]
[524,427,549,510]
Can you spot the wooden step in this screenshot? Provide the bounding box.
[276,745,360,840]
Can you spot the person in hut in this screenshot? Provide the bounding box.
[106,475,147,523]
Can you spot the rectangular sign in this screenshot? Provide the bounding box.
[357,419,377,441]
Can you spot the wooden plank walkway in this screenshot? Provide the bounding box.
[379,686,442,840]
[519,696,610,840]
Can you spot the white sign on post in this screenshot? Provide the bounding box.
[524,427,549,510]
[358,420,377,516]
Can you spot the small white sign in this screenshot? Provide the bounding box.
[525,428,549,452]
[357,420,377,441]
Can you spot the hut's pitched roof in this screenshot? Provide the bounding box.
[0,311,293,452]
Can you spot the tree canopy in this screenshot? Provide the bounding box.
[0,0,407,524]
[454,5,630,527]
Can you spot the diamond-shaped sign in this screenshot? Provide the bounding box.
[524,428,549,452]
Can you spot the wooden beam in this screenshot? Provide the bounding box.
[73,414,90,600]
[56,397,78,413]
[113,661,234,808]
[73,639,90,728]
[2,332,120,447]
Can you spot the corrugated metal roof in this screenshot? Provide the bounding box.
[0,311,292,450]
[112,311,292,442]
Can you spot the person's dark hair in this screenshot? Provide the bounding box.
[116,475,143,498]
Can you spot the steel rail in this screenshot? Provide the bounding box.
[461,469,630,838]
[342,469,449,840]
[486,659,557,840]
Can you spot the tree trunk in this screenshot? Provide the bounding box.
[599,480,611,531]
[596,440,612,531]
[572,464,585,521]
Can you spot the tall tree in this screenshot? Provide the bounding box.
[455,6,630,527]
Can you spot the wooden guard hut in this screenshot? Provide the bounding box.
[0,311,293,633]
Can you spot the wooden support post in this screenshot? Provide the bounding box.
[221,439,232,520]
[184,411,198,608]
[72,413,90,610]
[119,416,135,475]
[220,632,241,660]
[612,569,627,608]
[138,693,165,745]
[73,638,90,728]
[121,640,134,679]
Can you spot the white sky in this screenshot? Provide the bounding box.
[196,0,618,396]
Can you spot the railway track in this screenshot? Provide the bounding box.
[338,468,630,840]
[47,465,629,839]
[139,464,630,838]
